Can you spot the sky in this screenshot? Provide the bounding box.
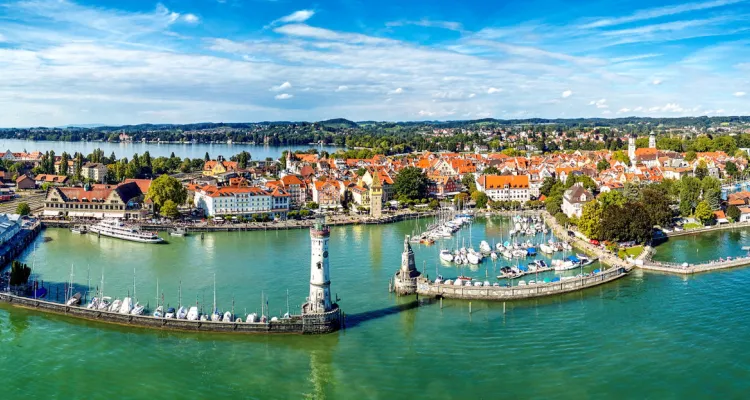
[0,0,749,126]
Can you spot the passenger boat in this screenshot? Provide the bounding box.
[89,219,165,244]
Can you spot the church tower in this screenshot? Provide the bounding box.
[628,134,636,166]
[370,171,383,218]
[304,215,332,314]
[649,131,656,149]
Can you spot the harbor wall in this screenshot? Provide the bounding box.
[0,293,341,335]
[416,267,628,301]
[0,222,42,268]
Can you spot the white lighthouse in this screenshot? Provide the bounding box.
[303,215,332,314]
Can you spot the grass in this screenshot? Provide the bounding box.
[619,245,644,259]
[684,222,703,230]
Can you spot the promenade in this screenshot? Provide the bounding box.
[638,246,750,275]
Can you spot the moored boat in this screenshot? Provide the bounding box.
[89,219,165,244]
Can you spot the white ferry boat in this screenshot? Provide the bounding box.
[89,219,165,244]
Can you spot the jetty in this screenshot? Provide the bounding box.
[0,216,342,335]
[637,246,750,275]
[391,212,631,302]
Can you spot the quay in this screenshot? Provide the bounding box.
[637,246,750,275]
[0,219,42,267]
[40,210,436,232]
[662,221,750,238]
[0,293,341,334]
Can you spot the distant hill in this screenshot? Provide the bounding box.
[316,118,358,128]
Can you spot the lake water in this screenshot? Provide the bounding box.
[1,217,748,398]
[0,138,340,160]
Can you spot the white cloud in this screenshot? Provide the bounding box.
[387,19,463,32]
[592,98,608,109]
[335,85,348,92]
[182,14,200,24]
[487,87,503,94]
[561,90,572,98]
[389,88,404,95]
[618,108,631,113]
[634,106,644,112]
[418,110,436,116]
[270,81,292,92]
[271,10,315,25]
[275,93,293,100]
[652,79,662,85]
[580,0,743,28]
[468,93,476,98]
[735,91,747,97]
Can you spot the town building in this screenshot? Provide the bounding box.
[202,159,239,177]
[0,214,21,246]
[562,182,594,218]
[192,185,290,219]
[42,179,153,219]
[16,175,36,190]
[82,162,108,183]
[475,175,531,202]
[34,174,69,186]
[311,180,343,211]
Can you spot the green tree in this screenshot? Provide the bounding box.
[471,191,489,209]
[539,177,559,197]
[204,152,210,162]
[9,260,31,286]
[545,195,563,215]
[455,192,469,209]
[146,174,188,211]
[640,187,672,227]
[428,199,440,210]
[15,202,30,216]
[483,166,501,175]
[725,160,738,178]
[612,151,631,166]
[679,176,701,216]
[727,205,741,222]
[578,201,602,239]
[684,151,697,162]
[160,200,180,219]
[596,159,610,172]
[599,190,626,209]
[305,201,319,209]
[461,173,477,193]
[393,167,428,200]
[694,200,714,225]
[694,160,709,180]
[701,176,722,210]
[59,152,69,176]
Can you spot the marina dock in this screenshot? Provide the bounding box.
[638,246,750,274]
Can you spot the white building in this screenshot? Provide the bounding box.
[562,182,594,218]
[192,185,290,219]
[476,175,531,202]
[82,163,109,183]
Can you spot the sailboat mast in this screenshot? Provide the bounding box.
[179,280,182,308]
[213,273,217,314]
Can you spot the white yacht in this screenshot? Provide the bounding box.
[186,306,200,321]
[89,219,164,244]
[119,297,134,314]
[439,249,454,263]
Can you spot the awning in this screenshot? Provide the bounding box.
[42,210,61,216]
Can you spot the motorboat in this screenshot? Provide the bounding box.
[247,313,258,323]
[490,252,498,261]
[534,260,549,269]
[165,307,176,319]
[479,241,492,254]
[66,292,82,306]
[86,297,99,309]
[200,315,208,321]
[131,302,145,315]
[71,225,87,234]
[119,297,134,314]
[576,254,597,266]
[211,309,222,322]
[186,306,200,321]
[109,299,122,313]
[169,228,188,237]
[561,242,572,251]
[153,306,164,318]
[89,219,165,244]
[539,243,554,254]
[176,306,188,319]
[97,296,112,311]
[439,249,454,263]
[467,252,480,265]
[222,311,233,322]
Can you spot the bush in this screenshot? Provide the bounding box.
[16,202,31,216]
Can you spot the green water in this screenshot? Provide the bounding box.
[653,228,750,264]
[1,218,748,399]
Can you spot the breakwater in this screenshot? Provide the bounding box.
[639,246,750,274]
[0,292,342,334]
[416,267,628,300]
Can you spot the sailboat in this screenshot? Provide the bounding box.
[176,280,187,319]
[130,268,145,315]
[211,274,221,321]
[152,279,164,317]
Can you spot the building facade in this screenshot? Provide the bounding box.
[82,163,109,183]
[476,175,531,202]
[42,180,152,219]
[192,185,290,219]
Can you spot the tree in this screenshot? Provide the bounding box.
[623,182,641,202]
[483,166,501,175]
[694,200,714,225]
[428,199,440,210]
[160,200,180,219]
[59,152,69,176]
[640,187,672,227]
[701,176,722,210]
[599,190,626,209]
[9,260,31,286]
[236,151,251,169]
[596,159,610,172]
[685,151,697,162]
[455,192,469,209]
[726,160,738,178]
[305,201,319,209]
[461,173,477,193]
[204,152,210,162]
[393,167,428,200]
[146,174,188,211]
[15,202,30,216]
[539,177,559,197]
[612,151,631,166]
[578,201,602,239]
[600,202,652,244]
[545,195,563,215]
[694,160,709,180]
[727,205,741,222]
[679,176,701,216]
[471,191,489,209]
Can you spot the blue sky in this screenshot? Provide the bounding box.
[0,0,749,126]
